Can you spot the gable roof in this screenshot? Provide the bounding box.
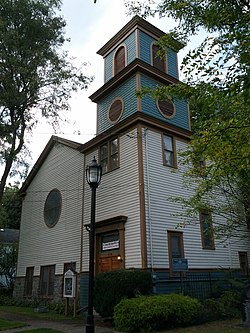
[0,229,19,244]
[20,136,82,194]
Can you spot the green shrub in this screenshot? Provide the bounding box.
[113,294,201,332]
[94,269,153,318]
[200,290,242,322]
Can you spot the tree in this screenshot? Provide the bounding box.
[0,0,93,204]
[0,242,18,289]
[126,0,250,238]
[0,184,22,229]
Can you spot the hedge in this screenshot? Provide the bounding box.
[113,293,201,332]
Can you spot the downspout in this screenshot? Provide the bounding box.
[144,128,154,271]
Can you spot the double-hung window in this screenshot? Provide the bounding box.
[163,135,176,167]
[100,138,119,173]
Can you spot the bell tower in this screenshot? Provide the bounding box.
[89,16,190,135]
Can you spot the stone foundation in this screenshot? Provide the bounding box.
[13,274,81,305]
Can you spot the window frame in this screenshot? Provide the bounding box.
[162,134,177,168]
[113,45,126,76]
[99,137,119,174]
[108,97,124,124]
[167,231,184,277]
[157,99,176,119]
[199,210,215,250]
[44,188,62,228]
[39,265,55,298]
[239,251,249,275]
[24,266,34,297]
[151,43,166,73]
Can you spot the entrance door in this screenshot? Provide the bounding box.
[97,231,123,273]
[99,255,122,273]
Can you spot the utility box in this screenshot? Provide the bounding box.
[63,269,76,298]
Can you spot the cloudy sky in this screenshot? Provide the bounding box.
[28,0,203,168]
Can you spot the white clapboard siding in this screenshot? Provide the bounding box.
[82,131,142,270]
[142,128,249,270]
[17,143,84,276]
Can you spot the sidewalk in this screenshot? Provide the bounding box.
[0,310,119,333]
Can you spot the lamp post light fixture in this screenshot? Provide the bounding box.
[85,156,102,333]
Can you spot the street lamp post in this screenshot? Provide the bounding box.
[85,157,102,333]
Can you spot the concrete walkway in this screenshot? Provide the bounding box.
[0,310,119,333]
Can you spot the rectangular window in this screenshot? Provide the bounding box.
[39,265,55,297]
[239,252,249,275]
[163,135,176,167]
[100,138,119,173]
[200,211,215,250]
[24,267,34,297]
[167,231,184,276]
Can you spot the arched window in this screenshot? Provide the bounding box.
[114,46,125,75]
[152,44,165,72]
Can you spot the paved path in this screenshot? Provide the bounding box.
[0,310,118,333]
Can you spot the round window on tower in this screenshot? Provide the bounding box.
[44,188,62,228]
[108,97,124,124]
[157,99,175,118]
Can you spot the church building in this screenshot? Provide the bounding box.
[14,16,250,304]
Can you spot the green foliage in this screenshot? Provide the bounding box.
[0,184,22,229]
[113,294,201,332]
[201,291,242,322]
[93,269,153,318]
[0,0,93,203]
[0,242,18,289]
[126,0,250,239]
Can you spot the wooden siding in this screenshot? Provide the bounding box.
[139,30,179,78]
[142,128,250,270]
[97,75,137,134]
[139,30,155,65]
[104,55,113,82]
[167,49,178,79]
[82,131,142,271]
[17,144,84,277]
[104,31,136,83]
[140,75,190,131]
[126,31,136,65]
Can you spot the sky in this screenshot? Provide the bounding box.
[26,0,204,172]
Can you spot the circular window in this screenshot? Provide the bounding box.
[44,189,62,228]
[108,98,124,123]
[157,100,175,118]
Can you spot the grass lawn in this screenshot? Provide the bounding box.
[0,305,77,321]
[0,318,26,331]
[162,319,250,333]
[14,328,63,333]
[8,328,63,333]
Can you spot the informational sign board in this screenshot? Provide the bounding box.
[63,269,76,298]
[172,258,188,272]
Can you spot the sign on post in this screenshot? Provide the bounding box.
[172,258,188,272]
[63,269,76,298]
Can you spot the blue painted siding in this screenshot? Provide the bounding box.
[139,30,153,65]
[126,31,136,64]
[104,54,113,82]
[140,75,189,130]
[80,274,88,312]
[104,31,136,83]
[139,30,179,78]
[97,75,137,134]
[167,49,178,79]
